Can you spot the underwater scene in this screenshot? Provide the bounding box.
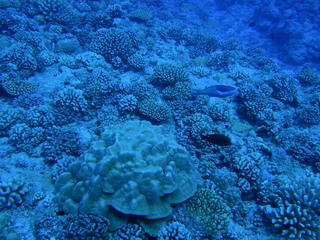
[0,0,320,239]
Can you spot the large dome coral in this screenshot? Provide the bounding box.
[55,120,198,234]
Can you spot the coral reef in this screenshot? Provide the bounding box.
[0,0,319,239]
[118,94,138,113]
[55,120,198,235]
[89,28,138,67]
[127,53,146,71]
[264,175,320,240]
[52,87,88,117]
[187,188,232,234]
[269,73,298,104]
[297,66,320,85]
[0,180,28,209]
[152,63,188,86]
[162,82,193,100]
[0,108,21,136]
[109,224,149,240]
[158,221,192,240]
[138,100,171,123]
[34,214,109,240]
[1,78,37,96]
[129,9,152,25]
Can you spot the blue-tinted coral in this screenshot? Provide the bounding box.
[52,87,88,117]
[163,23,185,43]
[230,152,262,194]
[220,39,243,51]
[265,176,320,240]
[269,73,298,104]
[127,53,146,71]
[297,66,320,85]
[238,83,279,124]
[83,69,125,108]
[241,98,275,124]
[14,29,45,51]
[138,100,171,123]
[34,215,68,240]
[96,105,120,126]
[109,224,149,240]
[56,35,81,54]
[85,10,114,30]
[185,113,214,141]
[0,43,38,77]
[36,50,56,70]
[110,56,123,68]
[64,214,110,239]
[276,128,320,167]
[118,94,138,113]
[0,8,37,35]
[208,101,231,122]
[250,56,280,73]
[162,82,193,100]
[129,9,152,25]
[190,66,211,78]
[89,28,138,66]
[34,214,109,240]
[164,26,219,57]
[238,82,264,101]
[70,0,92,13]
[43,126,84,164]
[185,31,219,57]
[13,93,44,109]
[158,221,192,240]
[0,180,28,210]
[296,104,320,125]
[0,108,21,136]
[207,51,235,70]
[1,78,37,96]
[152,63,188,86]
[27,0,80,27]
[187,188,232,234]
[9,123,45,154]
[131,81,159,101]
[106,4,124,19]
[25,106,55,128]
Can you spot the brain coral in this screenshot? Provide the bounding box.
[55,120,198,235]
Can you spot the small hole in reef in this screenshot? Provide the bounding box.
[202,133,232,146]
[249,21,256,27]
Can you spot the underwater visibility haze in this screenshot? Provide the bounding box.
[0,0,320,239]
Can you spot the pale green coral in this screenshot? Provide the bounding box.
[55,120,198,235]
[187,188,232,234]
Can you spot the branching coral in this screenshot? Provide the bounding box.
[89,28,138,67]
[152,63,188,86]
[187,188,232,234]
[138,100,171,123]
[265,176,320,240]
[0,180,28,209]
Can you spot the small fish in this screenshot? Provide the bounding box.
[192,85,238,98]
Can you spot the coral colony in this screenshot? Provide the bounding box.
[0,0,319,239]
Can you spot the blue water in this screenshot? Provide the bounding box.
[0,0,319,239]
